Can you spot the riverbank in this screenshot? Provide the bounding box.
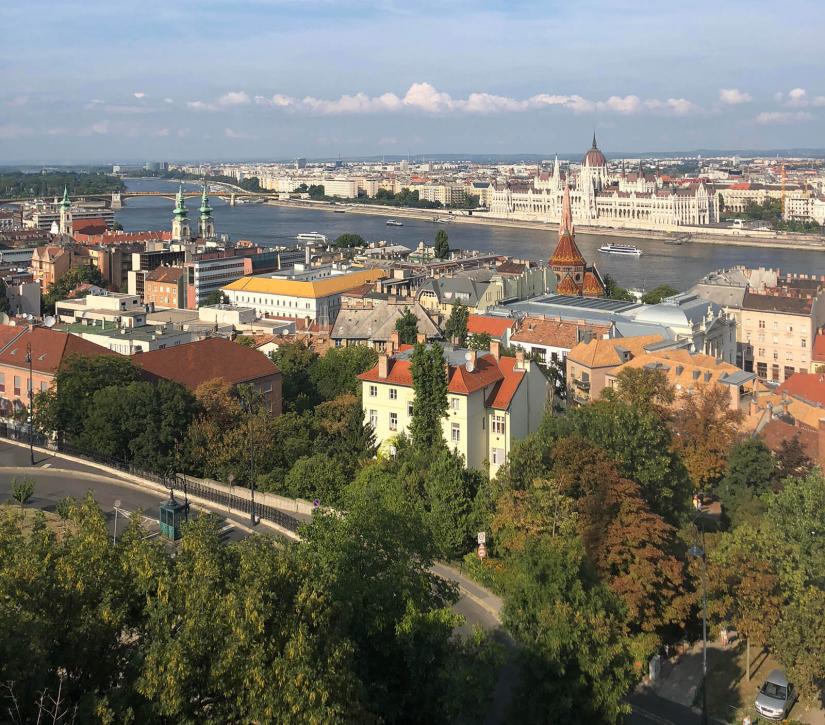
[265,198,825,252]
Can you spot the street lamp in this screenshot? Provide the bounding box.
[688,541,709,725]
[113,499,122,544]
[25,342,34,465]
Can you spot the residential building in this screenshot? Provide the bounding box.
[144,267,186,309]
[184,254,251,309]
[510,317,612,366]
[0,325,112,429]
[136,337,283,414]
[604,348,758,412]
[223,265,386,325]
[30,245,93,288]
[63,321,195,355]
[55,291,148,327]
[331,301,440,350]
[358,342,548,476]
[467,315,516,345]
[566,335,663,404]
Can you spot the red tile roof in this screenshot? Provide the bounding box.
[135,338,280,390]
[467,315,515,339]
[146,266,184,284]
[358,350,526,408]
[0,325,114,374]
[776,372,825,407]
[511,318,611,349]
[813,333,825,363]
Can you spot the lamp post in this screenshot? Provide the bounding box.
[688,537,709,725]
[113,499,122,544]
[25,342,34,465]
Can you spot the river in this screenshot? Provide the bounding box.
[116,178,825,291]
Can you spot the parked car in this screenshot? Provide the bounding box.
[755,669,796,720]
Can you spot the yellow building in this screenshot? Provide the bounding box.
[358,341,549,476]
[222,267,386,325]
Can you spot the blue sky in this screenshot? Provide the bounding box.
[2,0,824,162]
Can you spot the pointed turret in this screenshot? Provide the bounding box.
[58,185,72,234]
[198,183,215,240]
[592,131,597,149]
[59,186,71,209]
[559,184,574,237]
[173,184,187,218]
[199,184,212,216]
[171,184,191,241]
[551,155,560,189]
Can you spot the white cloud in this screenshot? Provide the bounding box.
[133,91,146,99]
[224,127,255,139]
[164,97,175,104]
[787,88,807,106]
[755,111,813,124]
[187,100,212,111]
[251,83,701,116]
[0,123,33,139]
[154,128,171,137]
[91,120,110,135]
[218,91,251,107]
[719,88,751,105]
[775,88,825,107]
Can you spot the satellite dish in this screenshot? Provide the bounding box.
[0,313,8,326]
[43,315,56,328]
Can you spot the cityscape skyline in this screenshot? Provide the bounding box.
[2,0,825,162]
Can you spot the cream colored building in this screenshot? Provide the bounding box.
[358,342,548,476]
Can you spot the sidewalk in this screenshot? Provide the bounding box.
[430,561,504,622]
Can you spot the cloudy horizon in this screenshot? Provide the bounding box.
[2,0,824,163]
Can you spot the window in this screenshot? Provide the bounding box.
[492,414,506,435]
[407,401,414,417]
[757,362,767,378]
[773,351,779,361]
[772,321,778,330]
[450,397,459,410]
[13,376,20,397]
[784,366,795,380]
[787,325,793,333]
[491,447,505,465]
[389,387,398,400]
[758,348,765,357]
[389,412,398,431]
[368,385,377,397]
[802,339,807,349]
[451,423,460,442]
[369,409,378,428]
[758,320,765,329]
[771,364,780,381]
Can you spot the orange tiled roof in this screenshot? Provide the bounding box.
[485,355,525,410]
[777,372,825,407]
[550,232,586,268]
[556,274,581,296]
[511,318,611,349]
[812,334,825,363]
[0,325,114,374]
[467,315,515,338]
[582,270,605,297]
[567,334,663,369]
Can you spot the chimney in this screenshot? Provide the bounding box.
[465,349,477,373]
[416,332,426,345]
[490,339,501,360]
[515,350,525,369]
[378,354,388,378]
[390,329,400,354]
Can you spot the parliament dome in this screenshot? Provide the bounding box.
[582,133,607,167]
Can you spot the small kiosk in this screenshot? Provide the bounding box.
[159,497,189,541]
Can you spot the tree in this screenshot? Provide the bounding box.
[269,341,319,412]
[603,366,675,418]
[395,308,418,345]
[409,342,448,450]
[202,290,229,306]
[503,537,635,724]
[284,453,348,504]
[10,477,35,513]
[467,332,492,351]
[42,265,108,314]
[640,284,679,305]
[36,354,141,445]
[333,233,366,248]
[434,229,450,259]
[423,449,476,558]
[309,345,377,401]
[772,587,825,700]
[443,302,469,346]
[0,279,10,315]
[775,432,812,477]
[603,274,635,302]
[671,384,744,492]
[717,438,777,528]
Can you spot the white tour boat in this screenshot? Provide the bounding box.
[598,243,643,256]
[386,219,404,226]
[296,232,328,244]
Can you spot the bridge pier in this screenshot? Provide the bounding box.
[111,192,123,209]
[229,193,236,207]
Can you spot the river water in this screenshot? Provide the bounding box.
[116,178,825,291]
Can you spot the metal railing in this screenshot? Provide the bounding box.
[0,432,302,534]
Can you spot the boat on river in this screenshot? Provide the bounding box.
[598,243,643,256]
[386,219,403,226]
[296,232,327,243]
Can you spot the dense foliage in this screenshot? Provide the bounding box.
[434,229,450,259]
[42,265,108,314]
[394,308,418,345]
[332,232,366,248]
[443,302,469,346]
[0,170,125,198]
[0,493,497,723]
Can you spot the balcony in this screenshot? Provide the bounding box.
[573,377,591,392]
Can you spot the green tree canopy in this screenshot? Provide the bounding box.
[309,345,378,400]
[333,233,366,248]
[444,302,469,346]
[395,308,419,345]
[717,437,777,528]
[42,265,108,313]
[409,342,448,451]
[640,284,679,305]
[269,341,320,412]
[202,290,229,306]
[434,229,450,259]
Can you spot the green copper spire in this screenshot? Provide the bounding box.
[173,184,188,218]
[59,185,71,209]
[199,184,212,216]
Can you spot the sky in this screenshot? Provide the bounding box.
[2,0,825,163]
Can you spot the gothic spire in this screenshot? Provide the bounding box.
[560,184,574,237]
[60,185,71,209]
[592,131,597,149]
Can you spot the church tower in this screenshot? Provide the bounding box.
[198,184,215,240]
[58,186,73,235]
[171,185,191,241]
[549,185,587,295]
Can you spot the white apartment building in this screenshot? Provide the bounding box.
[358,343,549,476]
